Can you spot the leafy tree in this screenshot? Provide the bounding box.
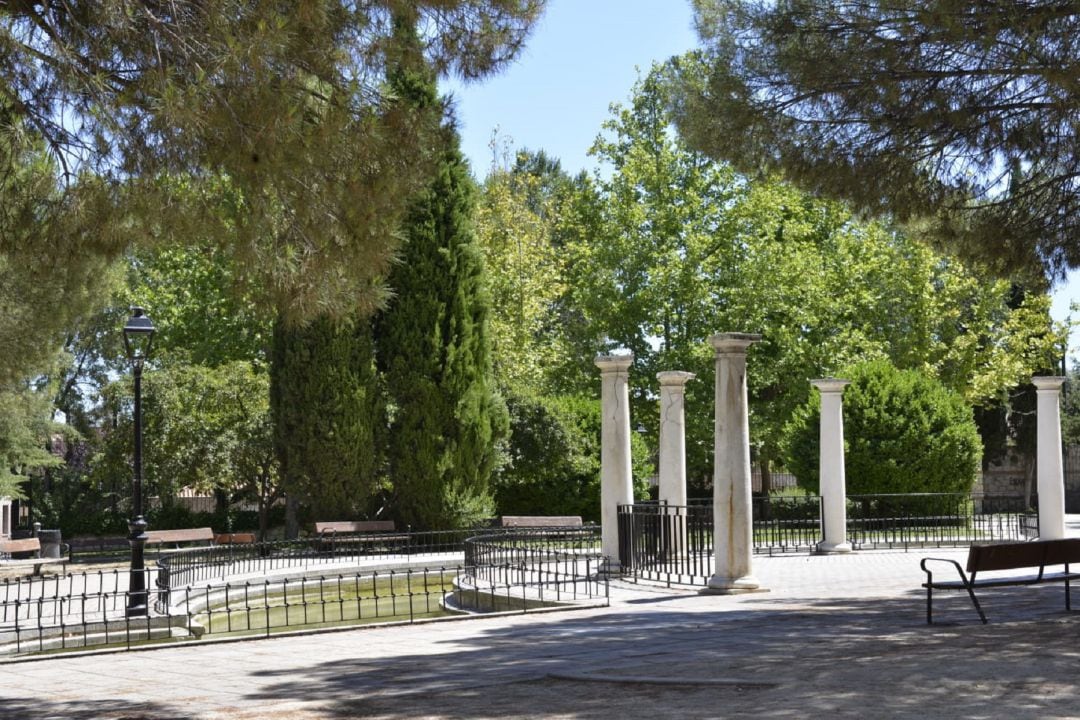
[673,1,1080,279]
[1,2,544,321]
[271,317,384,522]
[559,62,1062,491]
[475,159,570,394]
[0,383,64,501]
[93,361,281,531]
[783,360,982,496]
[493,392,651,520]
[376,121,507,530]
[0,118,127,386]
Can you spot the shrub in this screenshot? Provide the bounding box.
[783,360,981,496]
[493,392,651,522]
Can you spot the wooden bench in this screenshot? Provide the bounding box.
[499,516,583,528]
[315,520,397,536]
[69,536,129,561]
[921,538,1080,624]
[0,537,70,576]
[214,532,257,545]
[313,520,407,553]
[144,527,216,551]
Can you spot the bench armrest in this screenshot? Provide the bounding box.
[920,556,971,588]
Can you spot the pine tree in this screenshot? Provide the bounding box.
[270,315,384,521]
[377,122,507,531]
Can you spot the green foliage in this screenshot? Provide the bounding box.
[93,360,279,515]
[271,317,383,520]
[377,128,507,530]
[475,161,571,394]
[783,360,982,496]
[674,2,1080,278]
[0,384,65,499]
[557,62,1062,488]
[493,392,651,520]
[1,2,544,322]
[123,242,273,368]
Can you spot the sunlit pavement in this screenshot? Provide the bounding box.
[4,523,1080,720]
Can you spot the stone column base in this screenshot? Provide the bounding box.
[702,574,768,595]
[599,558,623,577]
[814,541,853,555]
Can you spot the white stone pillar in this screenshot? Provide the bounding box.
[658,371,695,559]
[596,353,634,571]
[658,371,695,508]
[1033,376,1067,540]
[812,379,852,554]
[707,333,763,593]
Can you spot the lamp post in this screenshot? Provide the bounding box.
[123,306,154,617]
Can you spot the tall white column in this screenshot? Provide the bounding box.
[596,353,634,571]
[658,371,695,508]
[811,379,852,554]
[707,333,763,594]
[658,371,695,559]
[1033,376,1067,540]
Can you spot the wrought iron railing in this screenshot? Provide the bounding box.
[2,528,608,658]
[845,493,1033,549]
[618,492,1036,585]
[463,526,605,606]
[155,528,478,604]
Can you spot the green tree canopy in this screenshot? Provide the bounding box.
[673,1,1080,280]
[376,124,507,530]
[1,2,543,325]
[783,360,982,496]
[559,63,1062,488]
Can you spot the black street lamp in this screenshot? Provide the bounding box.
[123,306,154,617]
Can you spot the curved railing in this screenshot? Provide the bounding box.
[462,525,605,607]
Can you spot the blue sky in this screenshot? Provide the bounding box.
[444,0,1078,352]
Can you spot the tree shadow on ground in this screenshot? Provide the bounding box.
[0,698,188,720]
[241,583,1080,719]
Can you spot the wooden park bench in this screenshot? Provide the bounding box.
[68,536,130,561]
[499,516,583,528]
[921,538,1080,624]
[0,537,70,576]
[144,527,216,552]
[214,532,257,545]
[313,520,407,554]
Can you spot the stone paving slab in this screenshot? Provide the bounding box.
[5,545,1080,719]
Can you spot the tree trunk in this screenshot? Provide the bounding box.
[285,494,299,539]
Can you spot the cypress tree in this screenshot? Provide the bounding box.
[270,315,384,521]
[377,119,507,530]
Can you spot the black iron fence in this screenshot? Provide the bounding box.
[155,528,478,605]
[2,528,608,658]
[845,493,1034,549]
[618,493,1035,585]
[463,526,606,606]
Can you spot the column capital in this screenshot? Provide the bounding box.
[811,378,851,394]
[657,370,696,387]
[1032,375,1066,393]
[595,352,634,373]
[709,333,762,355]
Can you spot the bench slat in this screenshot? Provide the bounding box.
[315,521,395,534]
[0,538,41,555]
[967,538,1080,573]
[144,528,216,544]
[499,516,583,528]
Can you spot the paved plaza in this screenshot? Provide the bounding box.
[3,541,1080,720]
